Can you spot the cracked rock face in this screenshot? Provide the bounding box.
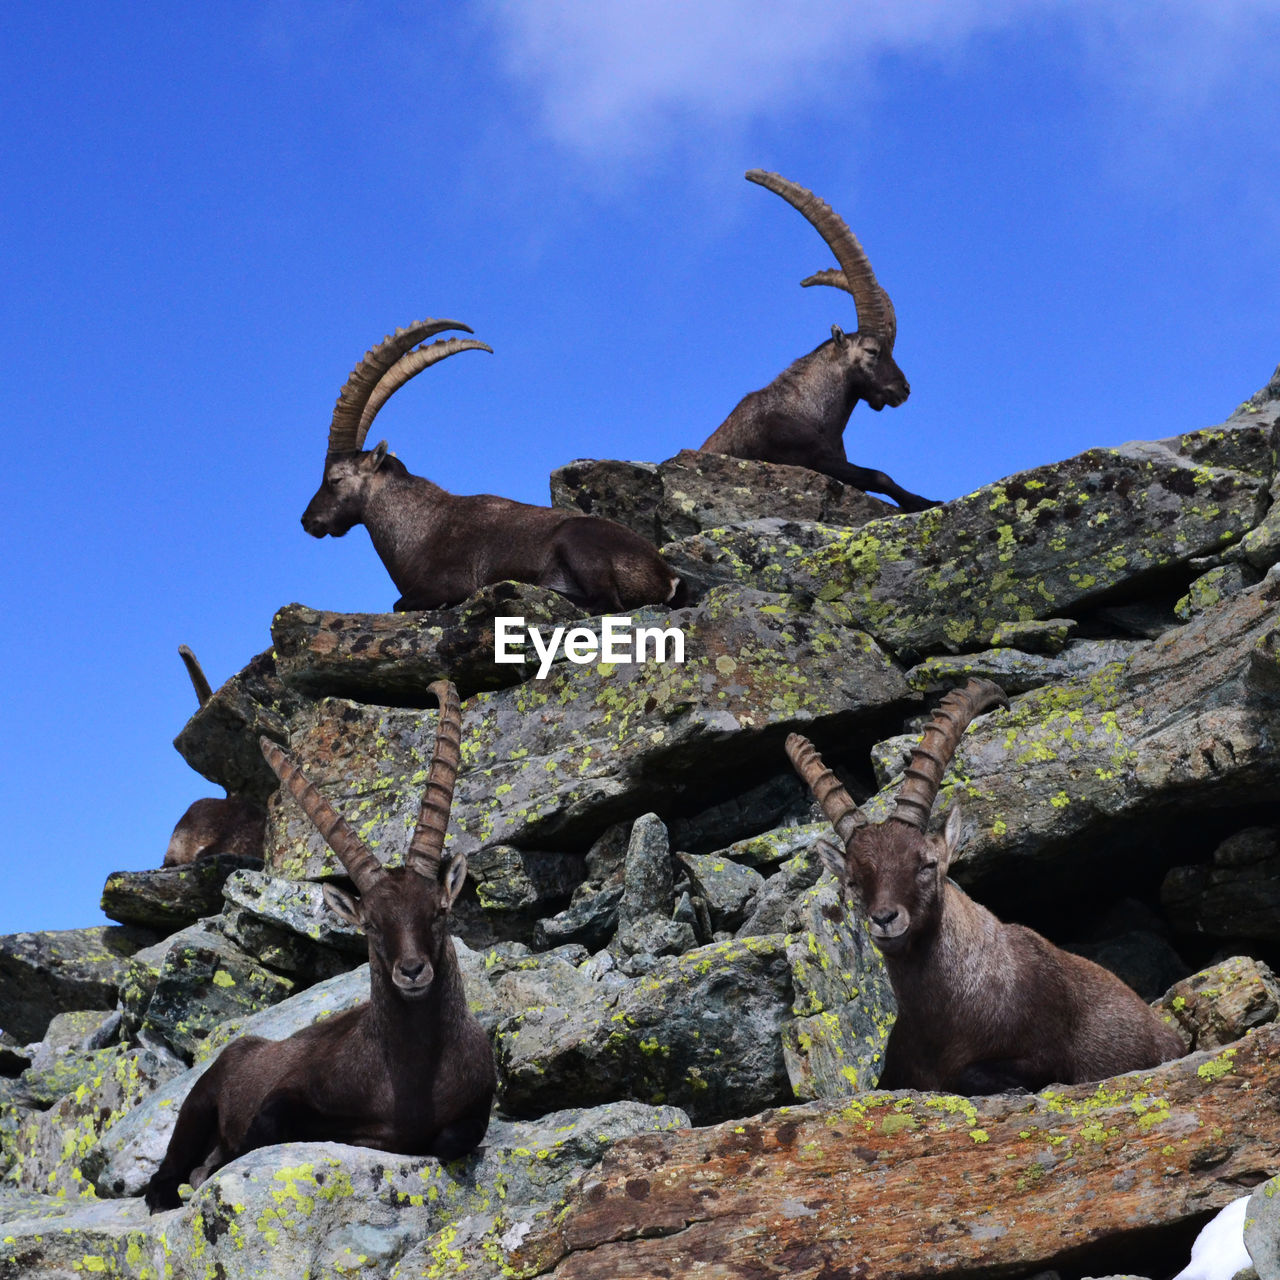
[8,407,1280,1279]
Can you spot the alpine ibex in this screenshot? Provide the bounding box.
[162,646,265,867]
[700,171,936,512]
[145,680,495,1211]
[787,678,1184,1094]
[303,319,683,611]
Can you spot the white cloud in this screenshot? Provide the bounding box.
[480,0,1280,162]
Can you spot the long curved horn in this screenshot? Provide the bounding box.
[891,679,1009,832]
[785,733,870,848]
[406,680,463,879]
[356,338,493,446]
[327,319,476,455]
[746,170,897,352]
[178,645,213,709]
[259,737,386,892]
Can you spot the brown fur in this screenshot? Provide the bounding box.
[162,796,265,868]
[818,809,1185,1093]
[144,862,494,1212]
[303,448,682,612]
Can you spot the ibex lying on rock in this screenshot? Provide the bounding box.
[145,680,495,1211]
[304,319,683,611]
[162,646,265,868]
[700,171,936,512]
[787,678,1183,1094]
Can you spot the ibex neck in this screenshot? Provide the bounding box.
[360,472,451,587]
[366,944,468,1057]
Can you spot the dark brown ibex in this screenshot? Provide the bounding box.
[303,319,683,611]
[787,678,1183,1094]
[162,646,265,868]
[700,171,936,512]
[145,680,495,1211]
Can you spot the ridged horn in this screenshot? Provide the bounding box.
[259,736,386,892]
[891,679,1009,832]
[406,681,463,879]
[800,269,897,350]
[178,645,213,709]
[356,337,493,446]
[326,319,477,455]
[785,733,870,847]
[746,169,897,352]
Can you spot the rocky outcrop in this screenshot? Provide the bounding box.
[7,385,1280,1279]
[515,1026,1280,1280]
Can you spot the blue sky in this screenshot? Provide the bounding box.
[2,2,1278,938]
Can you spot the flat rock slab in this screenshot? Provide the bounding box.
[551,450,893,543]
[265,586,910,880]
[860,575,1280,902]
[669,427,1269,661]
[99,854,263,932]
[515,1025,1280,1280]
[3,1103,689,1280]
[271,581,586,705]
[0,926,156,1044]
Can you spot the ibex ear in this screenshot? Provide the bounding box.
[938,804,964,877]
[817,838,851,887]
[440,854,468,911]
[322,882,364,928]
[364,440,390,471]
[830,324,847,347]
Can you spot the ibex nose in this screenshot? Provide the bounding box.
[397,959,427,982]
[871,908,900,929]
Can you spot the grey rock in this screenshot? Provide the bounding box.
[173,646,304,804]
[736,843,826,938]
[1175,562,1262,621]
[781,876,897,1099]
[1245,1174,1280,1280]
[904,638,1148,698]
[989,617,1077,653]
[1064,930,1190,1003]
[0,925,156,1044]
[1162,828,1280,943]
[271,582,585,703]
[468,844,584,915]
[266,586,910,881]
[5,1103,688,1280]
[120,919,295,1062]
[219,867,365,959]
[496,935,794,1124]
[617,813,674,928]
[613,914,697,959]
[676,852,765,933]
[100,854,263,932]
[535,883,623,951]
[692,427,1269,660]
[551,450,892,544]
[6,1046,181,1198]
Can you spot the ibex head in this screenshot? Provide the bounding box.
[260,680,468,1000]
[301,320,492,539]
[747,169,909,412]
[786,679,1008,956]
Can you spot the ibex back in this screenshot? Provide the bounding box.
[700,171,936,512]
[304,319,683,612]
[145,680,495,1211]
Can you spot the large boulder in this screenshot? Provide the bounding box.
[551,450,893,542]
[661,426,1270,661]
[266,585,911,880]
[514,1024,1280,1280]
[0,926,156,1045]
